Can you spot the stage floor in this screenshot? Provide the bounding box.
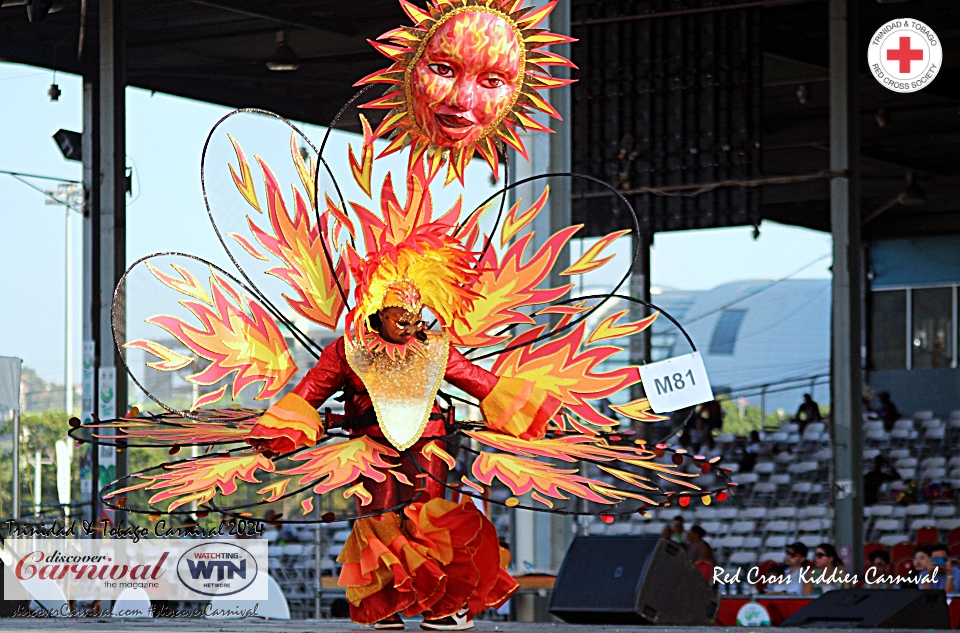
[0,619,936,633]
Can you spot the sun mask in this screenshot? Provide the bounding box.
[358,0,575,183]
[410,11,522,151]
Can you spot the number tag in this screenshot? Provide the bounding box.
[637,351,714,413]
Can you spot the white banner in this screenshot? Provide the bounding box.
[637,351,714,413]
[4,538,268,601]
[81,341,95,425]
[97,367,116,488]
[79,342,95,500]
[0,356,22,412]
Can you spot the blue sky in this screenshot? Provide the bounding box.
[0,62,832,386]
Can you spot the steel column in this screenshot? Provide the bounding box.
[828,0,863,574]
[98,0,128,523]
[510,2,573,619]
[82,59,100,526]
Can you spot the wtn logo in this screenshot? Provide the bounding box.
[186,559,247,581]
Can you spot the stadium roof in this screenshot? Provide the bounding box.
[2,0,960,239]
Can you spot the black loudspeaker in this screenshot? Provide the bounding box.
[548,535,719,625]
[781,588,950,629]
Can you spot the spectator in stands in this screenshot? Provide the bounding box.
[685,525,716,566]
[793,393,822,434]
[689,418,711,453]
[765,542,810,595]
[598,397,619,422]
[864,549,892,589]
[700,432,722,461]
[277,523,301,544]
[804,543,849,595]
[877,391,901,433]
[863,455,901,506]
[862,385,875,417]
[696,399,725,433]
[661,515,686,544]
[915,544,957,591]
[738,430,763,473]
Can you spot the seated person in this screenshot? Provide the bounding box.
[661,515,686,543]
[686,525,716,566]
[863,455,900,506]
[803,543,850,595]
[794,393,822,434]
[738,430,763,473]
[864,549,892,589]
[766,543,810,595]
[877,392,901,433]
[915,544,957,592]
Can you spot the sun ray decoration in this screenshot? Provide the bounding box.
[104,453,276,512]
[68,408,259,448]
[100,437,408,516]
[357,0,576,184]
[126,262,297,409]
[491,312,664,431]
[226,134,350,330]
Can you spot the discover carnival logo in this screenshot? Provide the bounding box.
[4,538,267,601]
[176,542,259,596]
[868,18,941,93]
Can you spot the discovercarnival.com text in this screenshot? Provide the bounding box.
[11,604,261,618]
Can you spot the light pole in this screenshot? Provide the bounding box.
[44,182,84,414]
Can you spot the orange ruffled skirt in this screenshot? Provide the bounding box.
[337,498,518,624]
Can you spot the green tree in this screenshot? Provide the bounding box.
[0,410,75,516]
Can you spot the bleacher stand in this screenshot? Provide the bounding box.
[604,406,960,593]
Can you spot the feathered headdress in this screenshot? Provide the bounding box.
[343,161,481,356]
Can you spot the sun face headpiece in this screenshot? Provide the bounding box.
[357,0,576,183]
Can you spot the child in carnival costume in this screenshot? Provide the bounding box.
[75,1,733,630]
[247,271,560,629]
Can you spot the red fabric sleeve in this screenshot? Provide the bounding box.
[443,346,498,401]
[293,338,349,409]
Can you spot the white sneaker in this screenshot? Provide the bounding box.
[420,607,473,631]
[373,614,404,630]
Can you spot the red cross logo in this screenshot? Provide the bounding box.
[887,36,924,73]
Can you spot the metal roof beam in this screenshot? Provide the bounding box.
[186,0,358,37]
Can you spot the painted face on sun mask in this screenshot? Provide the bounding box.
[410,11,522,150]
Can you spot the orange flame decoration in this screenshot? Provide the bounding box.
[449,191,577,348]
[281,436,402,498]
[472,452,655,506]
[466,431,702,508]
[562,230,632,276]
[226,135,350,331]
[127,263,297,409]
[348,115,375,198]
[106,437,406,514]
[490,310,663,429]
[105,453,275,512]
[357,0,576,184]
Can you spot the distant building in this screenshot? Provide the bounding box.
[592,279,831,414]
